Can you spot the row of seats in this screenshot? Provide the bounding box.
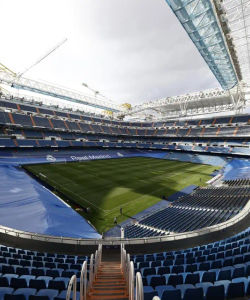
[125,185,249,238]
[143,279,250,300]
[5,128,250,146]
[1,137,249,159]
[129,226,250,299]
[1,111,249,137]
[0,245,89,299]
[1,98,249,128]
[225,179,250,186]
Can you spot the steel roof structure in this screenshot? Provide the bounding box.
[165,0,240,90]
[223,0,250,83]
[0,71,122,113]
[119,83,248,120]
[120,0,250,120]
[0,0,249,119]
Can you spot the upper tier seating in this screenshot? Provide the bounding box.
[0,98,249,131]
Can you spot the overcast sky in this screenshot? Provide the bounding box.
[0,0,219,105]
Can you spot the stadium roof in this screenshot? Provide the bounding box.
[119,0,250,119]
[0,0,249,118]
[223,0,250,83]
[165,0,240,90]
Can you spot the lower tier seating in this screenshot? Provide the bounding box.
[124,185,250,238]
[130,227,250,300]
[0,246,89,300]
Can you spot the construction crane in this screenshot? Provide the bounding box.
[17,38,67,79]
[82,82,100,97]
[0,38,68,92]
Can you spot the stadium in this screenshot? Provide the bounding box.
[0,0,250,299]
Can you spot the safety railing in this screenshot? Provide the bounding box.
[135,272,144,300]
[121,244,141,300]
[94,244,102,277]
[66,274,77,300]
[129,261,135,300]
[0,199,249,246]
[90,244,102,290]
[80,261,87,300]
[67,245,102,300]
[89,253,94,288]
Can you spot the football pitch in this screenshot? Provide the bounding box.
[24,157,220,233]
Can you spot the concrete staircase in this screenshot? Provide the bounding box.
[88,249,128,300]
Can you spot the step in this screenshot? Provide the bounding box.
[93,284,126,288]
[92,286,127,290]
[88,296,129,300]
[96,275,124,280]
[97,272,122,274]
[94,282,126,286]
[90,291,127,296]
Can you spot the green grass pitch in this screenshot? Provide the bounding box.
[24,157,220,233]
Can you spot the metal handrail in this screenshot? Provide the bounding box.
[121,244,135,300]
[93,244,102,281]
[80,261,87,300]
[66,275,77,300]
[129,261,135,300]
[80,246,102,300]
[126,253,130,293]
[94,250,98,278]
[0,201,249,246]
[89,253,94,288]
[0,200,249,246]
[135,272,144,300]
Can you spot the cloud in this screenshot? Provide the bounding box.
[0,0,219,105]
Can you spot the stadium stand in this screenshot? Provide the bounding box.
[130,226,250,300]
[0,245,89,299]
[124,184,250,238]
[0,96,249,299]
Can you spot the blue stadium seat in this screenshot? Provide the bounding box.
[176,284,194,298]
[232,265,245,278]
[195,282,213,297]
[226,282,245,298]
[161,288,182,300]
[13,288,36,300]
[148,275,166,288]
[0,288,14,300]
[155,285,175,299]
[142,268,156,277]
[185,273,200,285]
[35,289,58,299]
[183,287,203,300]
[0,278,9,288]
[201,271,216,283]
[157,266,170,275]
[232,277,249,294]
[205,285,225,300]
[29,280,46,290]
[10,278,27,289]
[217,269,232,281]
[2,276,18,286]
[48,280,65,291]
[166,274,183,286]
[214,280,230,296]
[54,290,80,300]
[144,290,158,300]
